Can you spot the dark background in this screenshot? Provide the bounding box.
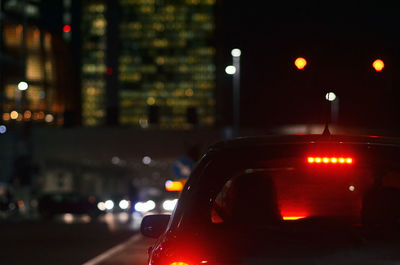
[219,1,400,130]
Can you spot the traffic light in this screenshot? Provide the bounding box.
[63,25,71,33]
[372,59,384,72]
[294,57,307,70]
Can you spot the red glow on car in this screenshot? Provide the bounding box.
[281,208,308,221]
[307,156,353,164]
[282,216,306,220]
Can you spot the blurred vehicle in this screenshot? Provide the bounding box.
[97,194,132,213]
[37,192,103,219]
[0,183,18,217]
[129,188,178,230]
[134,195,178,215]
[141,134,400,265]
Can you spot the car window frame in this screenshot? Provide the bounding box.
[171,142,400,233]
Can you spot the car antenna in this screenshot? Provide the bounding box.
[322,123,331,136]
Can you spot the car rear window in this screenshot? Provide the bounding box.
[210,157,400,226]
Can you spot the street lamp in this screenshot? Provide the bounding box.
[15,81,29,115]
[294,57,307,70]
[231,48,241,135]
[225,65,236,75]
[231,48,241,57]
[372,59,384,72]
[17,81,29,91]
[325,92,336,102]
[325,91,339,123]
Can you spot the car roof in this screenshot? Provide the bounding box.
[207,134,400,154]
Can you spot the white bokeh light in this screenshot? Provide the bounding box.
[119,199,130,210]
[325,92,337,102]
[104,200,114,210]
[17,81,28,91]
[225,65,236,75]
[162,199,178,211]
[134,200,156,213]
[231,48,241,57]
[142,156,152,165]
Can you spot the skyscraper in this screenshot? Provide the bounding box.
[80,1,108,126]
[81,0,216,128]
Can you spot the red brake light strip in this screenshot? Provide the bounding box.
[307,157,353,164]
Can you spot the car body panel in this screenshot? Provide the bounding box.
[142,134,400,265]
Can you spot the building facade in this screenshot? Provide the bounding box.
[0,0,78,127]
[81,0,216,128]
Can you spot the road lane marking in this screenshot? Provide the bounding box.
[81,233,142,265]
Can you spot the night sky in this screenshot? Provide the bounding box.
[220,2,400,131]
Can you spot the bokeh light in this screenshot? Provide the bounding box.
[231,48,241,57]
[325,92,337,101]
[225,65,236,75]
[10,111,19,120]
[0,125,6,134]
[372,59,384,72]
[294,57,307,70]
[17,81,28,91]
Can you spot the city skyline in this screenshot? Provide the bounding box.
[80,0,216,128]
[2,1,400,130]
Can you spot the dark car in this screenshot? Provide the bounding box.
[141,134,400,265]
[38,192,103,219]
[0,185,18,217]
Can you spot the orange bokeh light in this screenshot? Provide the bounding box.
[165,180,186,192]
[372,59,384,72]
[294,57,307,70]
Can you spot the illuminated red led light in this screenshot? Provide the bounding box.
[307,157,353,164]
[170,262,190,265]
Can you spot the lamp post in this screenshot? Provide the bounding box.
[231,48,241,135]
[15,81,28,114]
[325,92,338,124]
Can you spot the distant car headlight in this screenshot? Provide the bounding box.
[104,200,114,210]
[97,202,106,211]
[162,199,178,211]
[134,200,156,213]
[119,199,130,210]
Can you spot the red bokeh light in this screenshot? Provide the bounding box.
[63,25,71,33]
[106,67,113,75]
